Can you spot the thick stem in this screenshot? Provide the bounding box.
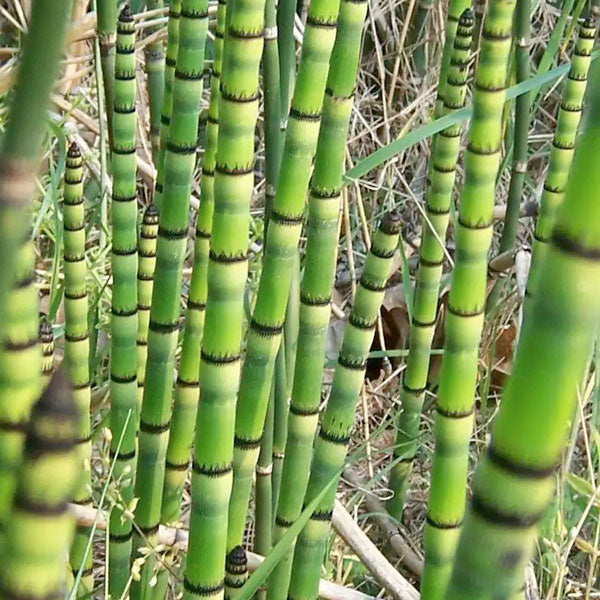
[97,0,118,138]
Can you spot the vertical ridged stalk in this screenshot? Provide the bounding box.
[185,0,265,591]
[137,205,159,413]
[108,9,139,597]
[267,0,369,595]
[271,345,288,513]
[39,317,54,386]
[528,18,596,298]
[98,0,118,136]
[63,142,94,596]
[287,214,402,600]
[434,0,472,116]
[160,0,226,530]
[277,0,297,118]
[0,0,71,349]
[0,373,78,600]
[227,0,344,550]
[224,547,248,599]
[408,0,433,75]
[154,0,182,211]
[420,1,516,598]
[0,240,41,534]
[445,55,600,599]
[145,0,166,163]
[133,0,209,597]
[387,10,473,521]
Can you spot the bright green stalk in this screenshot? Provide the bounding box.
[160,0,226,530]
[98,0,118,136]
[386,9,473,522]
[227,0,344,550]
[271,345,288,514]
[39,316,54,387]
[434,0,472,117]
[408,0,433,75]
[445,54,600,599]
[63,141,94,596]
[277,0,297,118]
[528,18,596,298]
[0,372,78,600]
[185,0,265,591]
[137,204,159,413]
[0,240,41,535]
[224,546,248,599]
[133,0,209,596]
[108,9,139,597]
[145,0,166,163]
[154,0,182,211]
[266,0,369,594]
[0,0,71,349]
[286,213,402,600]
[420,1,516,598]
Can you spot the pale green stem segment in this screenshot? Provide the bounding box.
[145,0,166,163]
[420,1,516,598]
[445,54,600,600]
[154,0,182,212]
[0,0,71,355]
[185,0,265,592]
[63,142,94,595]
[39,317,54,387]
[286,214,402,600]
[224,546,248,599]
[137,205,159,415]
[386,9,474,522]
[0,372,79,600]
[266,0,369,595]
[98,0,118,134]
[227,0,345,551]
[159,0,226,532]
[132,0,209,596]
[108,9,139,597]
[528,18,597,298]
[0,239,41,539]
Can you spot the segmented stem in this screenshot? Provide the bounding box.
[108,9,139,596]
[446,54,600,600]
[63,142,94,595]
[387,10,473,521]
[224,546,248,599]
[97,0,118,136]
[420,1,516,598]
[39,316,54,387]
[287,214,402,600]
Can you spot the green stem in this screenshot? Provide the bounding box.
[137,205,159,415]
[132,0,209,596]
[63,142,94,596]
[386,9,474,522]
[0,373,79,600]
[277,0,297,119]
[527,18,596,298]
[227,0,344,550]
[185,0,266,590]
[286,214,402,600]
[0,0,71,350]
[271,345,288,518]
[39,316,54,387]
[98,0,118,138]
[108,9,139,597]
[445,53,600,599]
[408,0,433,76]
[420,1,516,598]
[225,547,249,599]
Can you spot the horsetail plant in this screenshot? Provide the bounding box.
[39,316,54,387]
[108,9,139,596]
[528,17,596,298]
[224,546,248,599]
[154,0,182,212]
[132,0,209,595]
[185,0,266,590]
[286,212,402,600]
[387,8,474,521]
[266,0,370,593]
[0,372,78,600]
[0,0,71,348]
[228,0,345,549]
[445,55,600,599]
[420,1,516,597]
[97,0,119,136]
[0,240,41,534]
[137,204,159,412]
[63,141,94,595]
